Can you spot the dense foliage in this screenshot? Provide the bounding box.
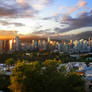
[5,58,15,66]
[9,60,85,92]
[0,51,77,63]
[0,51,88,92]
[0,73,10,92]
[0,51,91,64]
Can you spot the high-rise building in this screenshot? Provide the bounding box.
[48,37,50,43]
[9,40,13,50]
[2,40,9,52]
[0,40,3,52]
[15,36,20,51]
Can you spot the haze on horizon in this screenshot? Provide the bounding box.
[0,0,92,37]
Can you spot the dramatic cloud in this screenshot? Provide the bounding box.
[0,0,91,37]
[0,0,28,17]
[46,0,91,34]
[54,10,92,34]
[31,9,92,35]
[63,10,92,27]
[0,0,53,17]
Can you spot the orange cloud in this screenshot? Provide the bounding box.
[16,0,26,7]
[78,11,87,16]
[77,0,87,8]
[67,7,78,15]
[62,0,87,16]
[0,30,17,36]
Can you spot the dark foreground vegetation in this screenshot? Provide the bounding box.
[0,51,91,92]
[0,59,85,92]
[0,51,92,64]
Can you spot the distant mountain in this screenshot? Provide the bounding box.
[55,31,92,40]
[22,31,92,41]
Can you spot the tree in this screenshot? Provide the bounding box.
[9,61,41,92]
[0,73,10,91]
[9,60,85,92]
[5,58,15,66]
[66,73,85,92]
[43,59,61,67]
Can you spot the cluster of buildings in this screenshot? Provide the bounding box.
[0,36,20,53]
[49,38,92,54]
[66,62,92,91]
[0,36,92,54]
[21,37,92,54]
[68,38,92,53]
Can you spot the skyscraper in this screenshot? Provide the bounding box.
[15,36,20,51]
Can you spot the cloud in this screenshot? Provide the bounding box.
[0,0,91,36]
[77,0,87,8]
[32,29,50,34]
[31,9,92,35]
[60,0,87,16]
[16,0,53,11]
[49,0,91,34]
[64,11,92,27]
[0,0,27,17]
[31,29,56,35]
[16,0,27,7]
[54,10,92,34]
[0,20,25,26]
[0,0,53,17]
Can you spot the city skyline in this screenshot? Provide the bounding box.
[0,0,92,37]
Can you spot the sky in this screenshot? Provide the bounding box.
[0,0,92,36]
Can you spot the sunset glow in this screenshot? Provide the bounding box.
[0,0,92,38]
